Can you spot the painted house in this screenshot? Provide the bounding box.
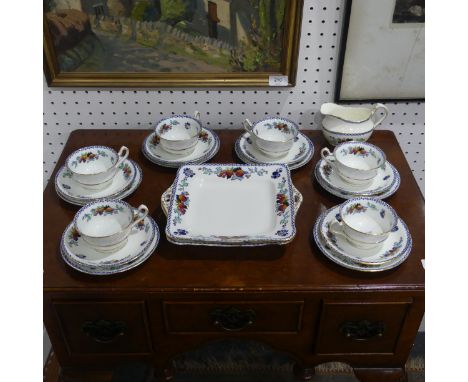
[191,0,253,46]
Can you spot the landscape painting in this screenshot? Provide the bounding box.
[43,0,303,87]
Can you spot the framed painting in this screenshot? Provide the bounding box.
[335,0,425,102]
[43,0,303,87]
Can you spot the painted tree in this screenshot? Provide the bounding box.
[159,0,195,26]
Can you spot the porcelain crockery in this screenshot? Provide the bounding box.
[166,163,296,246]
[321,141,386,185]
[161,183,303,219]
[74,199,149,253]
[319,204,411,265]
[330,197,398,250]
[243,117,299,158]
[313,208,411,272]
[143,128,220,168]
[61,217,159,275]
[235,131,314,170]
[56,159,141,205]
[65,145,129,189]
[315,158,400,198]
[155,111,202,156]
[320,103,389,146]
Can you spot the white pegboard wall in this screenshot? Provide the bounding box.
[43,0,425,194]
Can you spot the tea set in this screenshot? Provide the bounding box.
[55,105,411,274]
[142,111,220,168]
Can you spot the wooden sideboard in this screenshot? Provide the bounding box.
[43,130,425,382]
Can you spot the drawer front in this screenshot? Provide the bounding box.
[53,301,152,355]
[315,300,411,355]
[163,301,304,333]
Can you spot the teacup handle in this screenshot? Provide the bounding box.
[320,147,335,165]
[130,205,149,230]
[372,103,389,128]
[329,216,347,238]
[193,110,201,121]
[115,146,129,168]
[243,119,254,135]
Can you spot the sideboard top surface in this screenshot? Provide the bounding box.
[43,130,425,292]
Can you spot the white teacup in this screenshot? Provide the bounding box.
[66,145,129,190]
[330,197,398,250]
[74,199,149,253]
[155,111,202,156]
[243,117,299,158]
[321,141,385,185]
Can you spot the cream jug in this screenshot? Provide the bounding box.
[320,103,389,145]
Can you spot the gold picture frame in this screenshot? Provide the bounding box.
[44,0,303,88]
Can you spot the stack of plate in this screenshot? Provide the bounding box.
[163,163,301,247]
[60,216,159,275]
[314,158,400,199]
[55,159,143,206]
[313,205,412,272]
[235,132,314,170]
[142,128,220,168]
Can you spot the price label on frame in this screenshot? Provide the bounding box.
[269,75,289,86]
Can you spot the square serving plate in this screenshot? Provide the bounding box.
[165,164,296,246]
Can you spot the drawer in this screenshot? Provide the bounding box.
[53,301,152,355]
[163,301,304,333]
[315,299,412,355]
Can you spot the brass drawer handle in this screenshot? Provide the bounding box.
[210,307,256,332]
[340,320,385,341]
[82,319,127,343]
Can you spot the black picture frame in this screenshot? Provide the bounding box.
[335,0,425,103]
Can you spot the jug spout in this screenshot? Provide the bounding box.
[320,103,374,123]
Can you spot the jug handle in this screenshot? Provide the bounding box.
[372,103,389,128]
[193,110,201,121]
[243,119,254,135]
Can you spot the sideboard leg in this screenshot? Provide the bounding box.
[293,363,315,381]
[353,367,407,382]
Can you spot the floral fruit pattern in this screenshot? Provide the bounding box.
[345,203,367,214]
[348,146,368,156]
[322,163,333,179]
[160,124,172,134]
[198,130,209,142]
[276,193,289,214]
[79,152,98,163]
[176,192,189,215]
[265,121,292,135]
[150,134,160,146]
[218,167,248,180]
[82,204,124,222]
[119,163,132,180]
[68,226,81,246]
[383,237,403,258]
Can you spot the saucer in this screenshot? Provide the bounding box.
[60,216,159,275]
[318,205,412,265]
[235,132,314,170]
[315,158,400,199]
[142,128,219,168]
[313,208,411,272]
[55,160,142,206]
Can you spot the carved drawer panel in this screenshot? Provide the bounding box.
[315,299,412,355]
[53,301,152,355]
[163,301,304,334]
